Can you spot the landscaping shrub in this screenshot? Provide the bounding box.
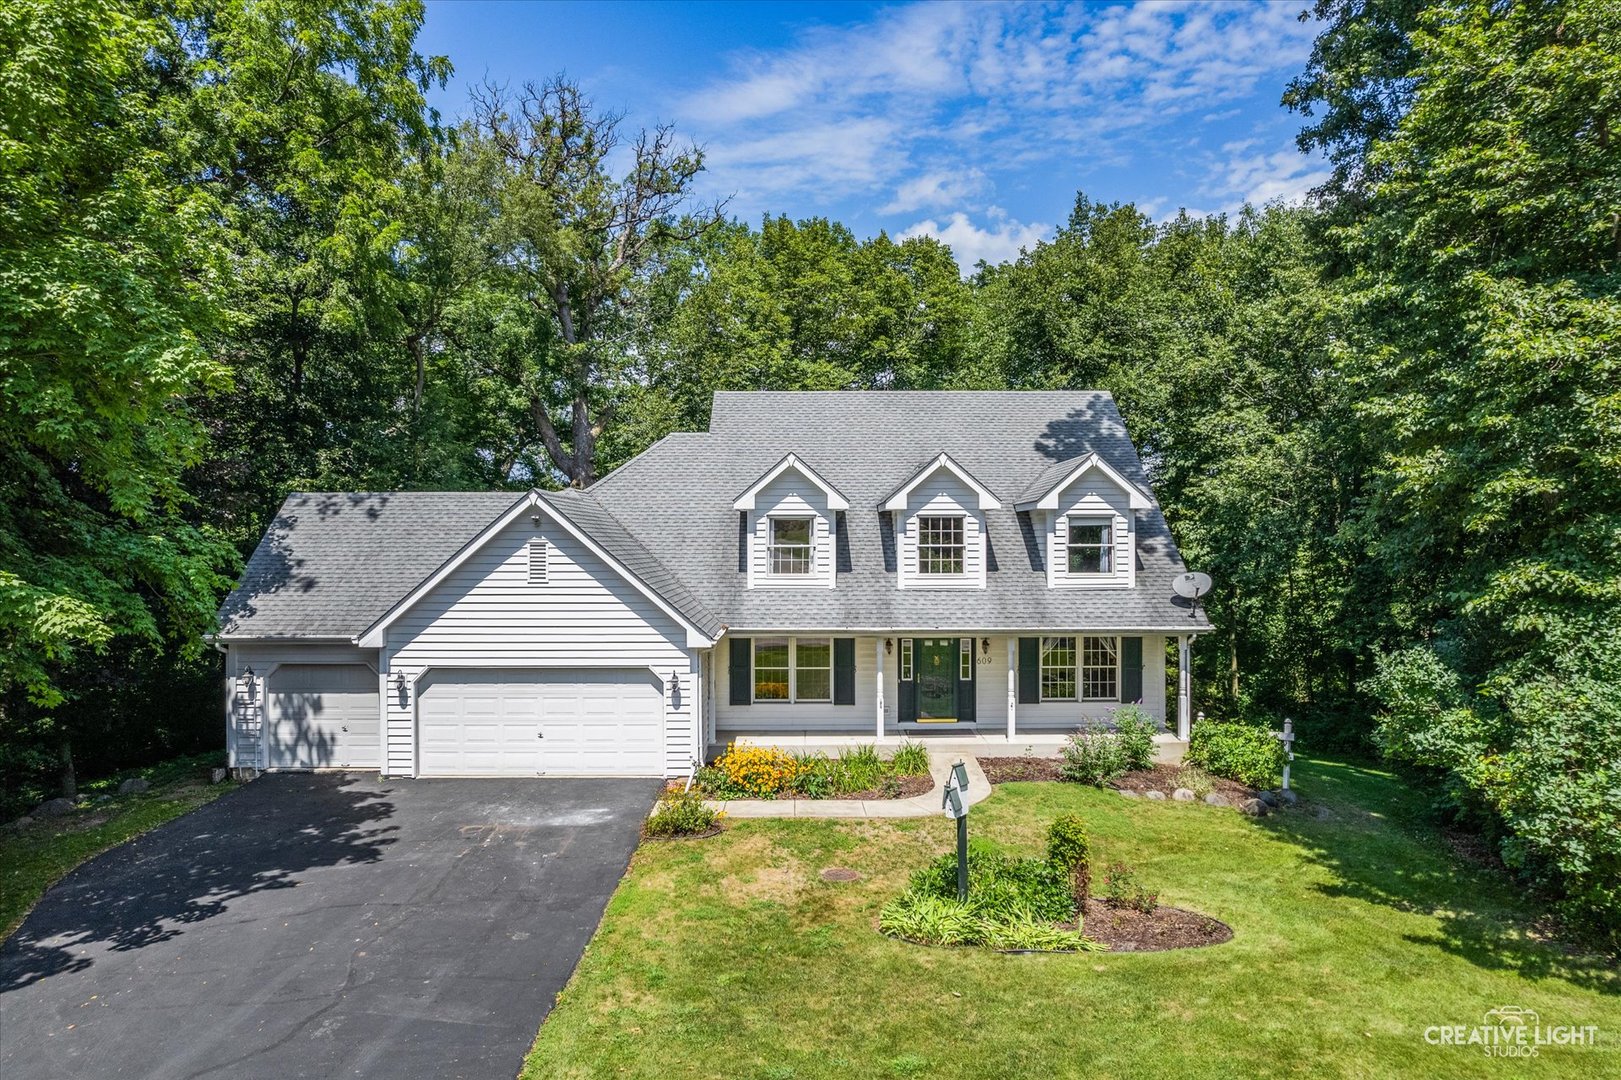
[909,843,1074,922]
[1045,814,1092,903]
[1102,862,1159,914]
[890,740,931,777]
[1112,705,1158,772]
[1174,764,1215,799]
[645,788,721,838]
[1186,721,1285,790]
[710,743,802,798]
[1060,726,1125,786]
[835,744,884,792]
[878,892,1100,952]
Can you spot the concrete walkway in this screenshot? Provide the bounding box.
[707,751,993,819]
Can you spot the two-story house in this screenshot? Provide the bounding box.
[214,391,1212,777]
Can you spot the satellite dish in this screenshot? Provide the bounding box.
[1172,572,1212,600]
[1173,572,1212,621]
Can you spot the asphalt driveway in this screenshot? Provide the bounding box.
[0,773,660,1080]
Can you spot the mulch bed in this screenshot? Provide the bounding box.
[1111,763,1254,802]
[830,774,934,800]
[979,756,1064,783]
[1079,899,1233,952]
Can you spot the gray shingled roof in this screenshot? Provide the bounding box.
[218,491,522,638]
[586,391,1210,632]
[217,392,1211,640]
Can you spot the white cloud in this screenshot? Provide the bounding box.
[673,1,1319,219]
[1220,147,1330,208]
[900,209,1051,271]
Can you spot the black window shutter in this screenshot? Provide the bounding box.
[729,638,752,705]
[898,640,916,722]
[1121,636,1143,703]
[957,639,976,724]
[1018,637,1040,704]
[833,638,856,705]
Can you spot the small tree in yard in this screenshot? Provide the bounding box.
[1046,815,1093,905]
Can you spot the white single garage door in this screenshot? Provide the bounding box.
[416,669,665,777]
[266,664,380,769]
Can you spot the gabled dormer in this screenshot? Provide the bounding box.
[882,452,1000,590]
[734,453,848,589]
[1016,453,1149,589]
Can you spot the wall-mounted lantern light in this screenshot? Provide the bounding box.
[393,670,408,705]
[981,638,991,656]
[885,638,893,655]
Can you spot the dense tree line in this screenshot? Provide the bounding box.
[1,0,1615,942]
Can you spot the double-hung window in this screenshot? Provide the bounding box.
[917,515,965,575]
[753,637,832,702]
[1038,635,1120,702]
[769,517,814,575]
[1067,520,1112,574]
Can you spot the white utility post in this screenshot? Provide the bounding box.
[1177,634,1193,741]
[875,638,886,740]
[1006,638,1017,740]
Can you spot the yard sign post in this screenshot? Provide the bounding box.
[1276,718,1296,792]
[943,760,971,901]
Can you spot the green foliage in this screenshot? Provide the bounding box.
[877,891,1099,952]
[889,740,930,777]
[908,843,1075,923]
[644,788,720,838]
[1174,765,1215,800]
[1059,726,1126,786]
[1101,862,1159,915]
[1044,815,1092,903]
[1111,705,1158,772]
[1186,722,1286,791]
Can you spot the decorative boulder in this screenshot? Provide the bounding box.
[6,816,35,832]
[1203,793,1231,807]
[210,768,228,785]
[1119,789,1142,799]
[1172,788,1196,802]
[1239,798,1269,817]
[1257,790,1279,807]
[117,778,151,795]
[1145,790,1167,801]
[34,797,76,818]
[1277,789,1299,806]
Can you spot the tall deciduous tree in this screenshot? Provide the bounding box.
[467,78,722,487]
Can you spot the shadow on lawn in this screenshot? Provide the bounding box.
[1259,759,1618,994]
[0,774,396,993]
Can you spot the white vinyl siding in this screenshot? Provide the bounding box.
[1043,469,1136,589]
[896,470,987,589]
[747,468,836,589]
[384,515,694,777]
[224,644,380,770]
[714,636,876,735]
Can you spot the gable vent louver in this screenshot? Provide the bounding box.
[528,538,549,585]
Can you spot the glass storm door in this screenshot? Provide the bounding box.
[915,638,958,721]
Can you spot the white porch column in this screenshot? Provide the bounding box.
[1177,635,1193,741]
[1006,638,1017,740]
[875,638,886,739]
[691,651,705,766]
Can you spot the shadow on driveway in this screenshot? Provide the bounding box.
[0,772,658,1080]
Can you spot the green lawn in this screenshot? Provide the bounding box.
[524,758,1619,1080]
[2,764,235,937]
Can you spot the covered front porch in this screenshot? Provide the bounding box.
[702,632,1197,760]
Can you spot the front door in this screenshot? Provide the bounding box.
[915,638,958,721]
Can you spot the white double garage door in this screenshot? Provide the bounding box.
[267,665,664,776]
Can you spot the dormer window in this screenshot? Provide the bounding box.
[918,515,965,575]
[1067,521,1112,574]
[769,517,814,575]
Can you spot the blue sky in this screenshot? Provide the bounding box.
[418,1,1328,268]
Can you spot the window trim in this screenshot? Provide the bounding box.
[900,638,914,681]
[1080,635,1120,701]
[1066,518,1114,575]
[752,636,834,703]
[1037,634,1122,703]
[916,513,967,575]
[766,514,816,576]
[959,637,972,680]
